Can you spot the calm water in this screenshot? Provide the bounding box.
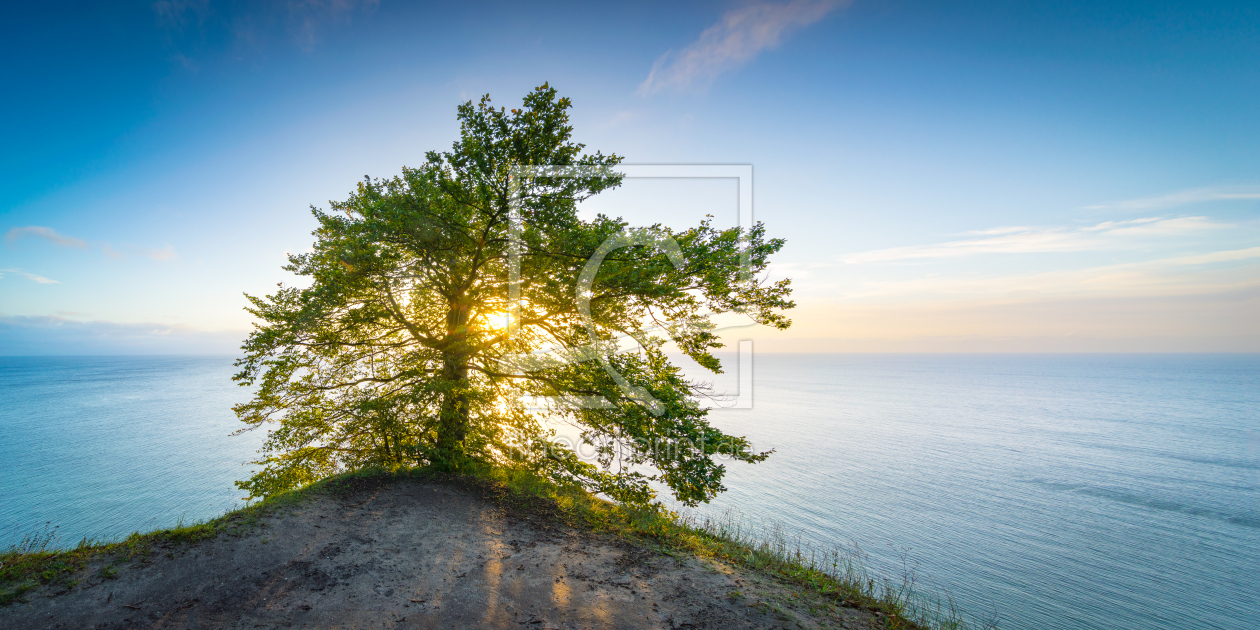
[1,354,1257,630]
[674,354,1260,630]
[0,356,264,546]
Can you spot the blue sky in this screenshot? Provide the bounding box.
[2,0,1258,353]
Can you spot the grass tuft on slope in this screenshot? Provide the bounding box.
[2,465,995,629]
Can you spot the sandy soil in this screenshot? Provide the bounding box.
[2,476,880,629]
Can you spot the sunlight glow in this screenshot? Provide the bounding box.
[480,311,511,332]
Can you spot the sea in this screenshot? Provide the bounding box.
[1,354,1257,630]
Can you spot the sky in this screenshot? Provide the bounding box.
[2,0,1258,354]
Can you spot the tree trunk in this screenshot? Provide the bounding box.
[435,295,472,470]
[435,355,470,468]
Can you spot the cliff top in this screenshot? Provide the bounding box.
[1,472,882,629]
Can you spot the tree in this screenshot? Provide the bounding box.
[232,84,794,506]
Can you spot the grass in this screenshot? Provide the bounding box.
[469,465,996,630]
[667,514,997,630]
[0,474,321,606]
[1,465,996,629]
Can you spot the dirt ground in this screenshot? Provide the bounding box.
[2,476,881,629]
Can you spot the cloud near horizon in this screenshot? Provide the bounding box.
[744,246,1260,352]
[0,315,243,355]
[638,0,849,94]
[4,226,88,249]
[842,216,1229,263]
[738,290,1260,353]
[834,246,1260,303]
[0,268,60,284]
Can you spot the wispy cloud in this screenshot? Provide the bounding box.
[1084,187,1260,210]
[1099,216,1223,236]
[638,0,849,95]
[154,0,379,56]
[102,243,125,259]
[0,268,60,284]
[833,246,1260,304]
[1163,246,1260,265]
[607,110,638,127]
[843,216,1229,263]
[286,0,380,51]
[0,315,242,355]
[963,226,1035,236]
[1077,217,1162,232]
[4,226,88,249]
[144,244,179,261]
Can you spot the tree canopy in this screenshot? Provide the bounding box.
[232,84,794,507]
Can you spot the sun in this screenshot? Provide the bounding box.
[479,311,511,332]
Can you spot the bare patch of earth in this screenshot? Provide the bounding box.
[2,477,879,629]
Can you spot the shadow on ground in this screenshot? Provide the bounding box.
[2,476,879,629]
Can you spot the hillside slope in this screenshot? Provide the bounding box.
[2,475,880,629]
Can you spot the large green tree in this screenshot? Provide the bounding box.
[233,85,793,506]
